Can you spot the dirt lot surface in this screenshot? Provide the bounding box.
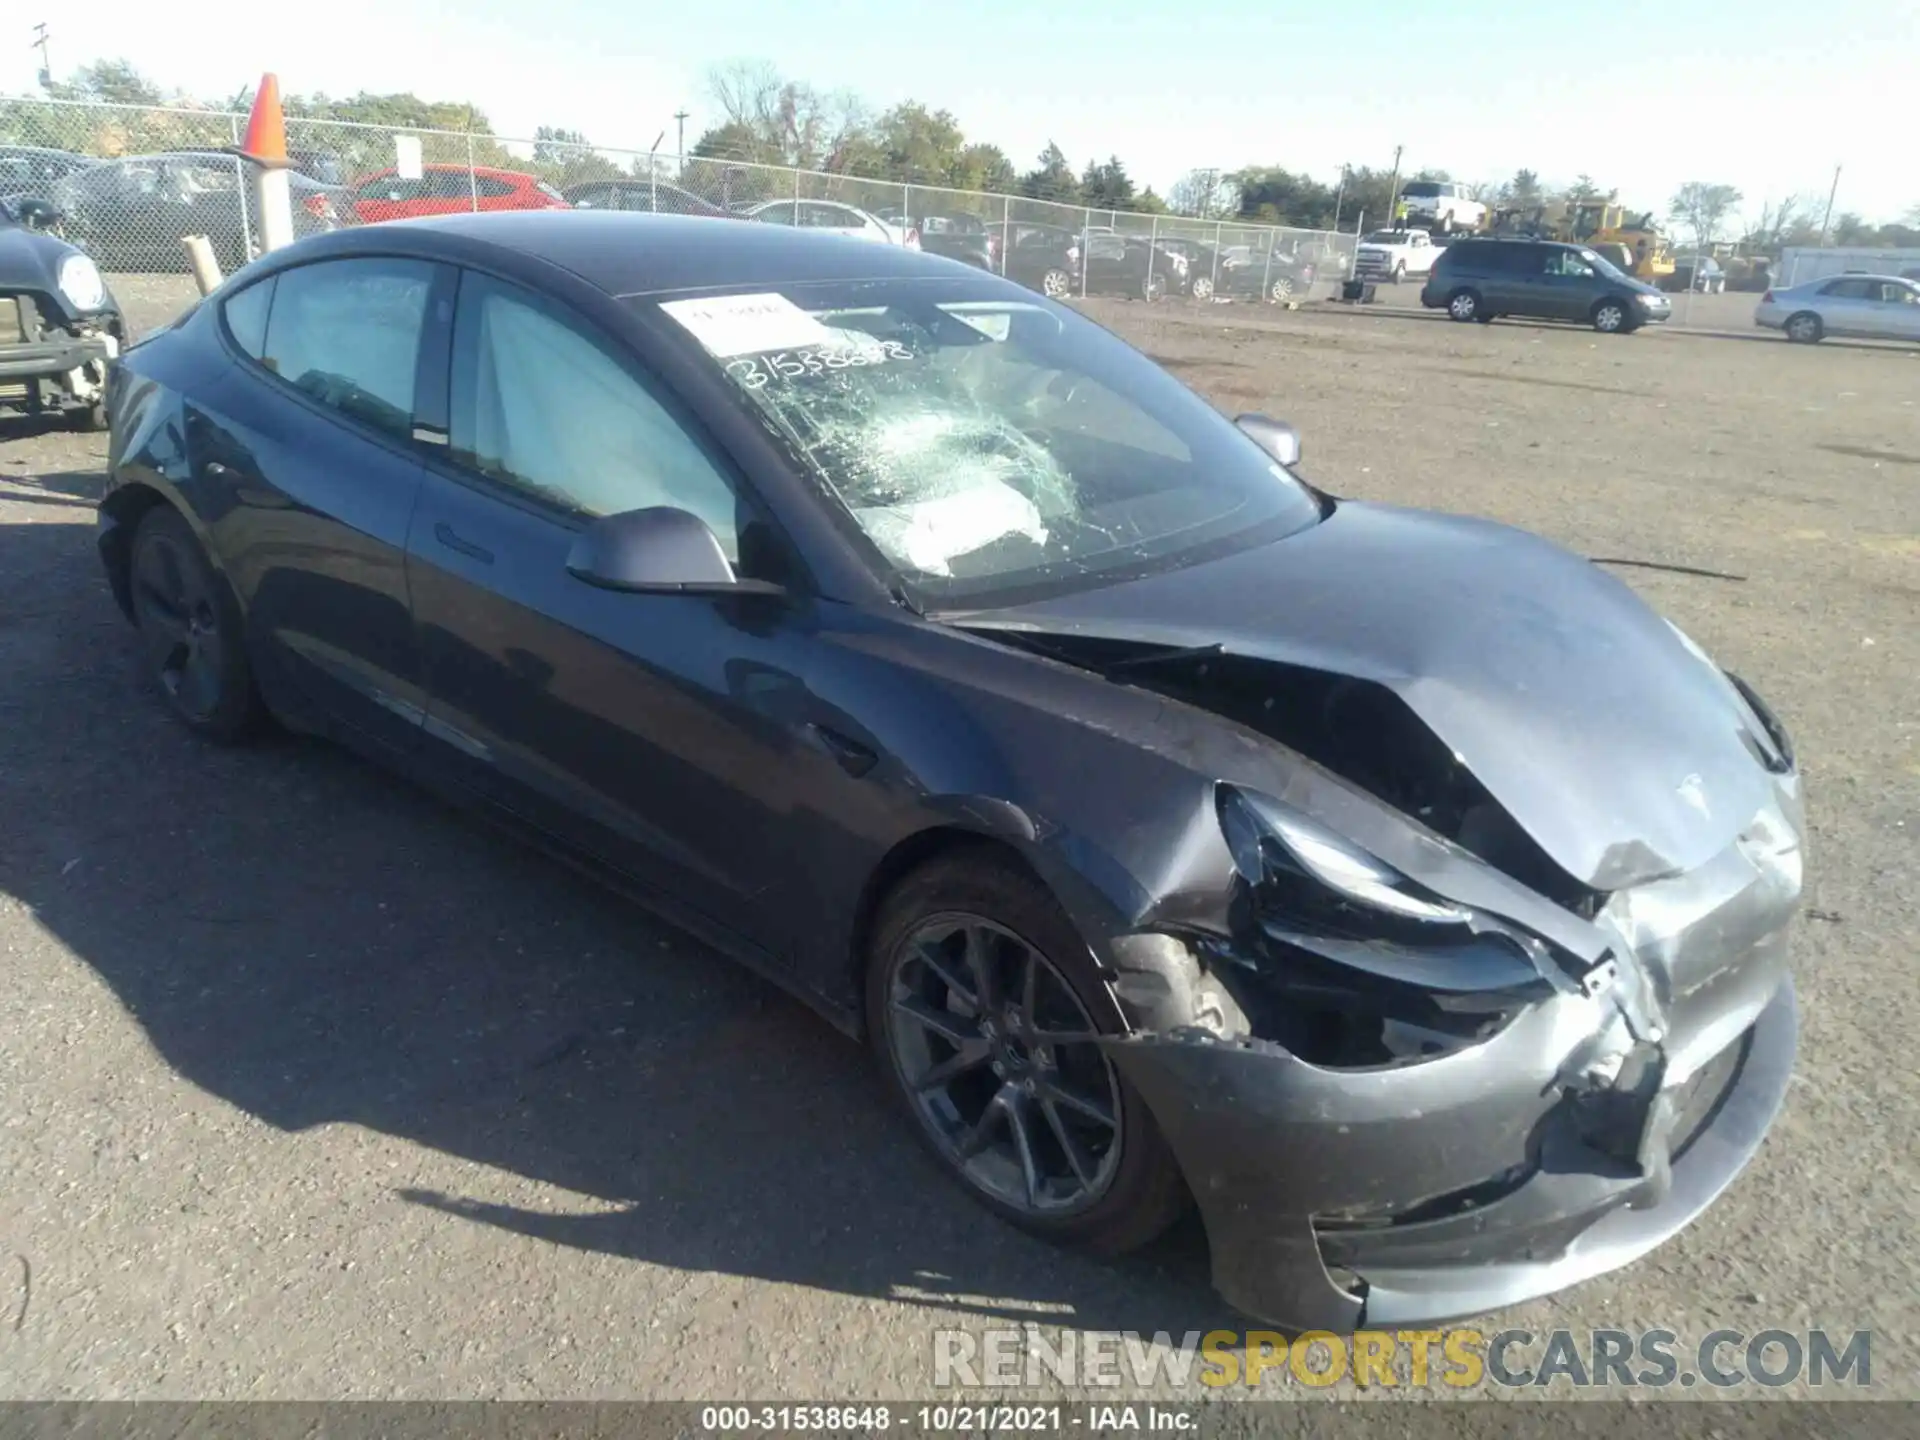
[1,275,1915,1402]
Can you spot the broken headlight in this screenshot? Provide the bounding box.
[1218,784,1472,928]
[57,253,107,313]
[1214,784,1554,1065]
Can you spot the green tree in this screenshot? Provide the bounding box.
[1169,168,1238,219]
[704,61,871,171]
[1079,155,1135,209]
[1021,142,1079,203]
[1500,168,1544,209]
[872,101,965,182]
[1226,165,1338,228]
[531,125,622,186]
[49,59,166,106]
[951,142,1016,194]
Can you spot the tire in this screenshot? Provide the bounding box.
[1143,274,1167,303]
[1446,288,1482,323]
[67,401,108,432]
[128,506,261,742]
[1592,298,1634,334]
[1188,274,1213,302]
[1391,262,1406,284]
[1267,276,1294,302]
[866,850,1189,1255]
[1785,312,1822,344]
[1040,268,1072,300]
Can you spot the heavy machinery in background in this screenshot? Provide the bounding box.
[1485,200,1675,282]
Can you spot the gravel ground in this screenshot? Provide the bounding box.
[0,274,1915,1402]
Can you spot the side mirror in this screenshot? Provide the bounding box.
[1235,414,1302,469]
[14,197,62,230]
[565,507,784,596]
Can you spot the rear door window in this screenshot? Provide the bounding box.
[1820,278,1873,299]
[256,258,436,441]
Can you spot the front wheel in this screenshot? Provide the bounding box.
[1592,299,1634,334]
[1040,268,1072,300]
[867,853,1188,1253]
[1267,276,1294,302]
[1188,274,1213,302]
[1391,262,1406,284]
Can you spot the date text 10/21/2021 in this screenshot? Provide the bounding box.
[699,1405,1196,1432]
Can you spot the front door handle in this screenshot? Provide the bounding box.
[433,521,494,564]
[809,724,878,777]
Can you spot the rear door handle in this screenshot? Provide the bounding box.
[433,521,494,564]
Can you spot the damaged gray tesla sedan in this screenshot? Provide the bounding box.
[100,214,1803,1330]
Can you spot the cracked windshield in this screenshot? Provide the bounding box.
[657,285,1322,603]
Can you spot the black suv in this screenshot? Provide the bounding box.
[1420,238,1672,333]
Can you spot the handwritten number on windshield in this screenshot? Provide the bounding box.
[727,340,912,391]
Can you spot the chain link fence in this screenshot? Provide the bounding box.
[0,94,1355,302]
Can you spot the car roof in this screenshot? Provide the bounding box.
[305,210,962,296]
[1805,273,1916,286]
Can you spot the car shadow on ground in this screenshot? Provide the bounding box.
[0,505,1238,1338]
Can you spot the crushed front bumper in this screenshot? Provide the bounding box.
[1102,794,1803,1331]
[1106,975,1793,1331]
[0,333,113,384]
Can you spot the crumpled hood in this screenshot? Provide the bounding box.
[965,500,1781,891]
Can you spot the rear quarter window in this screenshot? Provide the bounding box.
[221,277,275,359]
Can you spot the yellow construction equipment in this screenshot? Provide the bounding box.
[1482,201,1675,282]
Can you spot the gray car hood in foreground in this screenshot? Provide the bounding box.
[964,500,1777,891]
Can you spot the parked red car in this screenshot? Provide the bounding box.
[347,164,571,224]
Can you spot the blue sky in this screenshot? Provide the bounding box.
[43,2,1920,222]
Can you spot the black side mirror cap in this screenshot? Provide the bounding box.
[14,197,62,230]
[1235,413,1302,469]
[565,506,785,596]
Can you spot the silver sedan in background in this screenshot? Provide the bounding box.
[1755,273,1920,344]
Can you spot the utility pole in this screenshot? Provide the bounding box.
[30,23,52,90]
[673,108,689,178]
[1332,163,1350,233]
[1385,144,1404,229]
[1817,164,1842,245]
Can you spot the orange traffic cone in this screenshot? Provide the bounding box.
[240,73,288,168]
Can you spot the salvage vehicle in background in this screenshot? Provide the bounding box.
[0,145,98,205]
[1082,231,1185,300]
[1754,273,1920,344]
[1397,179,1486,234]
[0,195,127,429]
[348,164,570,223]
[98,211,1805,1331]
[564,179,730,218]
[745,199,919,248]
[1422,237,1672,333]
[1002,222,1082,298]
[1216,243,1320,301]
[51,151,345,273]
[911,213,1000,270]
[1353,228,1438,283]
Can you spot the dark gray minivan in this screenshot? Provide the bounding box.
[1420,238,1672,333]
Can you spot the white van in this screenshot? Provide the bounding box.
[1398,181,1486,234]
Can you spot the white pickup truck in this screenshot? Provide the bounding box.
[1352,229,1439,284]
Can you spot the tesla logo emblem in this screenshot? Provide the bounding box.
[1677,773,1711,818]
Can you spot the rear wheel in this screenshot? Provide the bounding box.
[1267,275,1294,302]
[1446,288,1483,322]
[128,506,261,742]
[867,853,1188,1253]
[1784,311,1823,344]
